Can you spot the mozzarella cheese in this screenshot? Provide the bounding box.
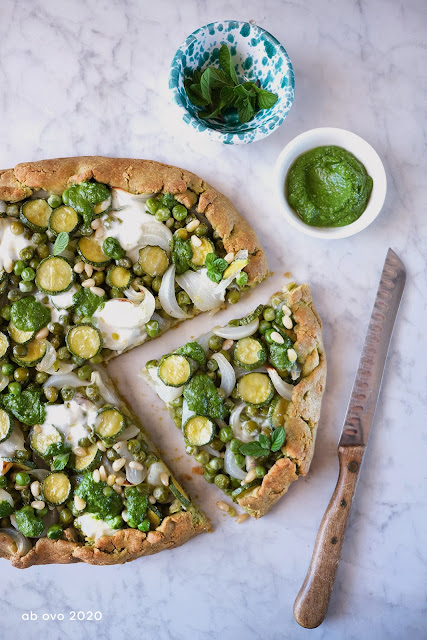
[0,219,35,271]
[75,513,119,540]
[0,425,25,474]
[43,397,98,449]
[93,298,150,352]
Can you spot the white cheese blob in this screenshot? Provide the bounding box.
[0,488,13,507]
[0,219,35,271]
[75,513,119,540]
[0,425,25,474]
[93,294,155,353]
[43,397,98,449]
[50,284,79,309]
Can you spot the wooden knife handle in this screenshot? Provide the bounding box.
[293,445,364,628]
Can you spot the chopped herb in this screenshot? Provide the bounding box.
[72,287,105,318]
[10,295,51,332]
[14,506,44,537]
[75,471,122,519]
[172,236,193,275]
[175,341,206,365]
[103,236,126,260]
[2,388,46,426]
[125,486,149,528]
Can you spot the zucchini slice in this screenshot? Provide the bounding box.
[231,479,261,501]
[72,443,102,472]
[158,354,192,387]
[94,407,125,442]
[183,416,215,446]
[8,323,35,344]
[0,270,8,296]
[223,258,249,280]
[12,339,47,367]
[106,265,132,290]
[0,331,9,359]
[20,199,52,231]
[237,373,274,407]
[0,408,13,444]
[240,304,265,326]
[30,424,63,457]
[35,256,75,295]
[190,237,214,267]
[268,395,289,429]
[78,236,110,267]
[147,504,162,528]
[42,472,71,505]
[1,458,36,471]
[138,246,169,277]
[169,477,191,509]
[234,337,267,370]
[66,324,102,360]
[48,205,79,235]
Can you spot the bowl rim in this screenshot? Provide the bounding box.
[169,20,295,143]
[274,127,387,239]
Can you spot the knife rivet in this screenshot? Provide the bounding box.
[340,499,347,508]
[331,537,338,545]
[348,461,359,473]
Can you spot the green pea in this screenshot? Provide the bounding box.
[259,320,271,334]
[77,365,92,380]
[255,465,266,478]
[153,486,171,503]
[230,438,244,454]
[6,204,19,217]
[155,207,170,222]
[209,437,224,451]
[142,274,153,288]
[21,267,35,282]
[78,436,91,448]
[19,281,33,293]
[8,289,21,302]
[194,223,208,237]
[32,232,47,245]
[71,354,86,366]
[146,320,160,338]
[37,244,50,259]
[233,453,245,468]
[118,257,132,269]
[29,258,40,270]
[48,194,62,208]
[151,276,162,293]
[37,506,48,517]
[0,305,11,321]
[8,381,21,395]
[177,291,190,306]
[89,354,103,364]
[44,386,58,403]
[85,384,99,400]
[106,448,119,461]
[103,486,114,497]
[208,335,224,352]
[172,204,187,221]
[214,474,230,490]
[14,367,30,383]
[219,349,231,362]
[19,247,34,261]
[146,197,160,214]
[145,453,158,468]
[235,272,248,287]
[15,472,30,487]
[47,524,63,540]
[59,507,73,525]
[57,346,71,361]
[138,518,151,532]
[93,272,104,286]
[219,426,233,443]
[207,457,224,472]
[127,439,141,454]
[207,359,218,372]
[263,307,275,322]
[264,328,275,343]
[132,263,144,276]
[203,470,216,484]
[226,290,240,305]
[230,477,242,489]
[61,385,75,402]
[2,363,14,376]
[169,396,183,408]
[10,221,24,235]
[194,451,210,466]
[80,225,93,237]
[0,476,7,488]
[34,371,48,385]
[243,420,259,435]
[13,260,26,276]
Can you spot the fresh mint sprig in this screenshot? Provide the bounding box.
[184,44,278,125]
[53,231,69,256]
[239,427,286,457]
[205,252,228,283]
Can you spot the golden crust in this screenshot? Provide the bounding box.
[0,156,268,285]
[238,283,326,517]
[1,511,211,569]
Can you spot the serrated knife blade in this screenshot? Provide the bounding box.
[293,248,406,629]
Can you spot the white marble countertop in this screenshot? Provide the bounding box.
[1,0,426,638]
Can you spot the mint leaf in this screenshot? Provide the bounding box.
[53,231,69,256]
[51,453,70,471]
[239,441,270,457]
[209,68,234,88]
[205,253,228,283]
[218,44,238,85]
[271,426,286,452]
[237,99,255,124]
[220,85,236,106]
[258,434,271,449]
[186,83,209,106]
[200,68,212,102]
[256,88,278,110]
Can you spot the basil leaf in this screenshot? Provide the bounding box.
[53,231,69,256]
[239,441,269,457]
[218,44,238,85]
[271,426,286,452]
[256,88,278,110]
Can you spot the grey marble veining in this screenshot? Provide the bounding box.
[0,0,426,638]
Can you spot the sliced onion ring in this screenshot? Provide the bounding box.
[266,366,293,401]
[91,370,121,405]
[125,462,146,485]
[147,461,169,486]
[210,353,236,398]
[0,527,32,556]
[224,444,247,480]
[159,264,188,319]
[36,341,57,372]
[43,372,89,389]
[229,402,255,444]
[213,318,259,340]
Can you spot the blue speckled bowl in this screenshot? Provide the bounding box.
[169,21,295,144]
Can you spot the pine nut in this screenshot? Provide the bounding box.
[148,495,156,504]
[74,496,86,511]
[186,219,200,232]
[129,461,144,470]
[31,500,46,510]
[99,465,107,482]
[287,348,297,363]
[91,218,101,229]
[271,331,284,344]
[30,481,41,498]
[74,261,85,273]
[236,513,249,524]
[35,327,49,340]
[115,476,125,486]
[121,510,128,522]
[97,441,107,452]
[222,339,234,350]
[33,424,42,434]
[224,252,235,263]
[90,286,105,297]
[216,501,230,512]
[107,474,116,486]
[190,235,202,247]
[244,469,257,484]
[112,457,126,472]
[165,217,174,228]
[73,446,87,457]
[92,469,101,483]
[5,261,14,273]
[282,315,293,330]
[95,226,105,239]
[84,263,93,277]
[160,472,169,486]
[15,485,27,491]
[281,304,292,316]
[112,483,122,494]
[82,278,95,288]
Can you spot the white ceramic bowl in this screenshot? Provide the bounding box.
[274,127,387,239]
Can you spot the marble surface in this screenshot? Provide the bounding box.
[1,0,426,638]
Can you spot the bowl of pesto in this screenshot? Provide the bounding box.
[275,128,387,239]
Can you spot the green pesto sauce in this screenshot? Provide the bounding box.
[286,146,373,227]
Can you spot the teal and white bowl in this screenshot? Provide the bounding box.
[169,20,295,144]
